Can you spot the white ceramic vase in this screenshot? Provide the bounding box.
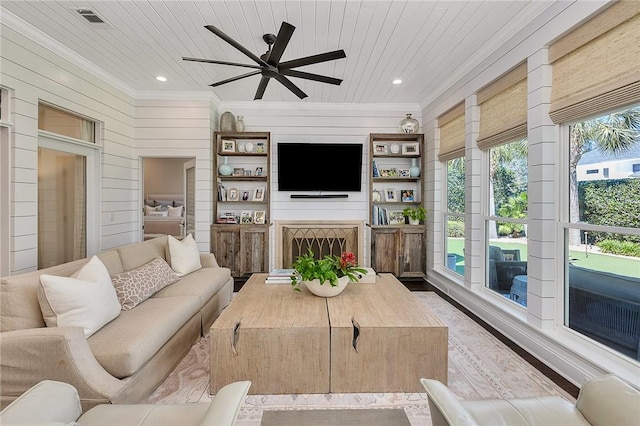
[303,275,350,297]
[408,217,420,225]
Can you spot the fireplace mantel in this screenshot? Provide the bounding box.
[275,221,364,268]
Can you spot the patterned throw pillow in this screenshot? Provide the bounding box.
[111,257,179,311]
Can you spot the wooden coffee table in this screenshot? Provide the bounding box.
[209,273,447,394]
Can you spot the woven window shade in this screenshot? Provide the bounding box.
[549,2,640,123]
[477,63,528,150]
[438,102,465,161]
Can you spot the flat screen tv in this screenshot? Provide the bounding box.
[278,143,363,192]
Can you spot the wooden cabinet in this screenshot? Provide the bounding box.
[210,225,269,277]
[369,133,426,277]
[212,132,270,277]
[371,227,425,278]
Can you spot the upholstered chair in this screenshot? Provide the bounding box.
[421,374,639,426]
[0,380,250,426]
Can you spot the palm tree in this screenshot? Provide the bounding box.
[568,107,640,246]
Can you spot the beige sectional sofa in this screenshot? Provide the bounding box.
[0,236,234,410]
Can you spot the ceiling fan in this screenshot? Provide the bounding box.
[183,22,346,100]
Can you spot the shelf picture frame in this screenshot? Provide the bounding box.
[398,168,410,178]
[402,142,419,155]
[254,210,266,224]
[373,143,388,155]
[240,210,253,224]
[389,211,405,225]
[227,188,239,202]
[221,139,236,153]
[253,187,265,202]
[255,141,266,153]
[241,190,250,201]
[255,166,264,176]
[401,189,415,202]
[384,188,397,202]
[233,168,244,176]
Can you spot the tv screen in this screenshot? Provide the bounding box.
[278,143,363,192]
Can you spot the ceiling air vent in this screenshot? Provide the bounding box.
[76,9,104,24]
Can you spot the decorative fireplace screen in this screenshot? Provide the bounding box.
[277,221,363,268]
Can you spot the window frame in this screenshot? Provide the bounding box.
[441,157,466,279]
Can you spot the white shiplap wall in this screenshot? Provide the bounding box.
[134,96,215,252]
[1,25,137,274]
[217,102,420,269]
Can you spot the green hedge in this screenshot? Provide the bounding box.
[579,178,640,244]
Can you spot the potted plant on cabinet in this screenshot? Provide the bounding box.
[402,206,427,225]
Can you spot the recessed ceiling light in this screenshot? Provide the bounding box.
[392,79,402,85]
[156,76,167,82]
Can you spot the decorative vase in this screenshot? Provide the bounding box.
[303,276,350,297]
[400,113,419,133]
[408,217,420,225]
[218,157,233,176]
[220,111,236,132]
[410,158,421,177]
[236,115,245,132]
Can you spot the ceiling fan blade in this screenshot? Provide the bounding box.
[254,76,270,100]
[204,25,268,67]
[279,49,346,70]
[274,74,308,99]
[209,70,262,87]
[182,57,262,70]
[267,22,295,66]
[280,69,342,85]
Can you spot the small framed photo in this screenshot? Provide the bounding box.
[389,211,405,225]
[233,168,244,176]
[255,167,264,176]
[398,168,410,178]
[373,143,388,155]
[240,211,253,224]
[401,189,415,202]
[241,190,250,201]
[255,142,266,153]
[384,188,397,202]
[253,187,265,202]
[221,139,236,153]
[402,142,419,155]
[227,188,239,201]
[254,210,266,224]
[243,169,252,176]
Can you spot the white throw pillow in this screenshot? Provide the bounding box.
[167,234,202,277]
[38,256,121,337]
[167,205,183,217]
[144,205,155,216]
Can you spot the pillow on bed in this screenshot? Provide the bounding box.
[148,210,168,217]
[144,205,156,215]
[154,200,173,208]
[168,205,183,217]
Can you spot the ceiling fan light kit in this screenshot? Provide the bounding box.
[183,22,346,100]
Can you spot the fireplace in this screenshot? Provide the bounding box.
[276,221,364,268]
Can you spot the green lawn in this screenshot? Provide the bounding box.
[446,238,640,277]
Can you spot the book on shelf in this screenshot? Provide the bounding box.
[372,160,380,177]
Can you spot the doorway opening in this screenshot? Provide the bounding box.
[142,157,195,241]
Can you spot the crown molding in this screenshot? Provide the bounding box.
[134,90,221,104]
[1,7,137,98]
[217,101,421,113]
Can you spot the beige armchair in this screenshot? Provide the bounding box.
[421,374,639,426]
[0,380,250,426]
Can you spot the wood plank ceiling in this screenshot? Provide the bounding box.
[1,0,557,104]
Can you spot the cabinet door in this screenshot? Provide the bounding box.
[240,226,269,276]
[398,228,426,277]
[371,228,400,274]
[211,226,240,276]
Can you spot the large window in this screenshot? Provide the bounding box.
[564,105,640,360]
[444,158,465,276]
[486,139,528,305]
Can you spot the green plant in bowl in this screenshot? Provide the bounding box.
[402,206,427,223]
[290,249,367,291]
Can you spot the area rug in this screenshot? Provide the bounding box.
[260,408,410,426]
[149,291,575,425]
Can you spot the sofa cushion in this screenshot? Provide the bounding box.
[97,250,124,276]
[88,296,200,378]
[111,258,179,311]
[116,237,168,272]
[1,259,89,332]
[38,256,121,337]
[167,234,202,277]
[152,267,231,308]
